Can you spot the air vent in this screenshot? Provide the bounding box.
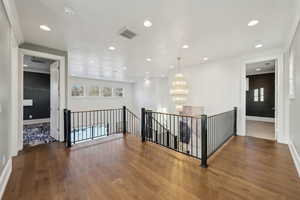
[31,57,47,64]
[119,27,137,39]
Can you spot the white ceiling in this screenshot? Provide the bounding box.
[15,0,296,81]
[246,59,275,75]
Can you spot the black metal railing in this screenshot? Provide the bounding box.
[207,107,237,157]
[64,106,139,147]
[141,107,237,168]
[126,109,140,137]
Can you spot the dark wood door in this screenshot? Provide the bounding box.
[246,73,275,118]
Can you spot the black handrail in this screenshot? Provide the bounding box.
[141,107,238,168]
[64,106,139,147]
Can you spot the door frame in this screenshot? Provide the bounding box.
[18,49,66,151]
[240,54,286,143]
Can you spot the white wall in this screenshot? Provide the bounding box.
[288,20,300,156]
[133,48,287,142]
[69,77,134,112]
[0,0,12,183]
[133,77,170,115]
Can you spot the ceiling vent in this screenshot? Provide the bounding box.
[119,27,137,39]
[31,57,47,64]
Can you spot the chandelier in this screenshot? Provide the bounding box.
[170,57,188,112]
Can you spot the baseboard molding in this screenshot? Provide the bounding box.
[288,141,300,177]
[0,158,12,199]
[246,116,275,123]
[23,118,50,125]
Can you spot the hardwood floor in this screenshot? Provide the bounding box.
[3,135,300,200]
[246,120,275,140]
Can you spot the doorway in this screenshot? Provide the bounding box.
[17,49,66,151]
[245,59,276,140]
[22,55,60,147]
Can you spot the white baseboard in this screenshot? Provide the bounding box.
[23,118,50,125]
[0,158,12,199]
[288,141,300,177]
[246,116,275,123]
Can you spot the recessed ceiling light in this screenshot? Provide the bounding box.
[255,44,263,48]
[256,68,261,71]
[108,46,116,51]
[144,20,152,27]
[146,58,152,62]
[144,79,150,85]
[40,25,51,31]
[64,6,75,15]
[23,64,28,67]
[203,57,208,61]
[123,66,127,70]
[248,20,259,27]
[169,65,174,69]
[182,45,189,49]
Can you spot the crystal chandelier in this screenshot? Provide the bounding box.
[170,57,188,112]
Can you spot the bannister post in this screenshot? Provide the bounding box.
[148,110,153,140]
[233,107,237,136]
[64,109,72,148]
[64,109,67,143]
[141,108,146,142]
[123,106,127,135]
[201,114,208,168]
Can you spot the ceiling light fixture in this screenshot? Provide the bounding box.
[182,45,189,49]
[40,25,51,31]
[203,57,208,61]
[248,20,259,27]
[255,44,263,48]
[23,64,28,67]
[144,20,152,27]
[146,58,152,62]
[123,66,127,70]
[108,46,116,51]
[256,68,261,71]
[170,57,189,112]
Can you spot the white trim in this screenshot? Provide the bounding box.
[241,53,286,144]
[246,116,275,123]
[24,68,50,74]
[23,118,50,125]
[2,0,24,44]
[18,49,66,151]
[9,29,19,157]
[0,158,12,199]
[246,71,275,76]
[71,75,135,83]
[289,141,300,177]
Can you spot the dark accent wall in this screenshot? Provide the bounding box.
[246,73,275,118]
[23,72,50,120]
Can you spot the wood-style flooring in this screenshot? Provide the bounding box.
[3,135,300,200]
[246,120,275,140]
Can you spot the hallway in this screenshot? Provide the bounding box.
[3,135,300,200]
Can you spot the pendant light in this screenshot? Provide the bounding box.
[170,57,188,112]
